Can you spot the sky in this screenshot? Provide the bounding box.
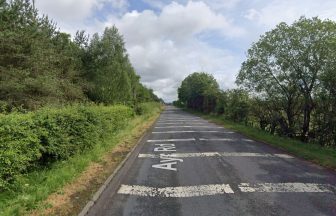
[35,0,336,102]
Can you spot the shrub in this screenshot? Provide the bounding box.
[135,102,162,116]
[0,104,134,190]
[0,113,41,189]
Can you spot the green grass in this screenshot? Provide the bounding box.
[0,105,162,216]
[188,110,336,170]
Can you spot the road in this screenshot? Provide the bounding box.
[86,106,336,216]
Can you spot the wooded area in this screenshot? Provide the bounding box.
[175,17,336,147]
[0,0,161,191]
[0,0,160,111]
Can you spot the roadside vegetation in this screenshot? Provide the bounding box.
[0,102,162,216]
[0,0,162,214]
[174,17,336,168]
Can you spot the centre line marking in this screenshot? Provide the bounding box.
[152,131,226,134]
[242,139,254,142]
[138,152,293,159]
[155,126,221,128]
[147,138,196,142]
[159,118,201,119]
[156,123,208,125]
[158,119,207,122]
[199,138,235,141]
[238,183,336,193]
[118,184,234,197]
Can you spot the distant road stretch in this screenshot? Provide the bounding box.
[87,106,336,216]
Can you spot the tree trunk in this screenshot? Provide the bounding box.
[301,103,312,142]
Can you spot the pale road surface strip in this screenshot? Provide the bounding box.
[86,106,336,216]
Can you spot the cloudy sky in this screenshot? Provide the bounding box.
[36,0,336,102]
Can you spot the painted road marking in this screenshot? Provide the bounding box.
[159,118,201,120]
[152,131,227,134]
[156,123,208,125]
[242,139,255,142]
[154,144,176,152]
[158,120,205,122]
[118,183,335,197]
[199,138,235,141]
[138,152,293,159]
[155,126,221,128]
[147,138,196,142]
[152,154,183,171]
[118,184,234,197]
[238,183,336,193]
[199,138,256,141]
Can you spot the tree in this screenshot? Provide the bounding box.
[85,27,133,104]
[237,17,336,141]
[178,72,220,112]
[0,0,86,110]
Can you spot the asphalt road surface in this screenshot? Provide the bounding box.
[87,106,336,216]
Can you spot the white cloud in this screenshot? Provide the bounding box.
[35,0,128,35]
[36,0,102,22]
[35,0,336,102]
[244,0,336,28]
[244,8,260,21]
[106,1,243,101]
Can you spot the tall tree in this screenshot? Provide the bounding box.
[85,27,133,104]
[237,17,336,141]
[178,72,220,112]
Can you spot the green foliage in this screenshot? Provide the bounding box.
[236,16,336,146]
[221,89,250,122]
[0,105,134,191]
[178,72,220,112]
[0,102,161,215]
[0,113,41,189]
[0,0,160,110]
[0,0,86,110]
[134,102,162,116]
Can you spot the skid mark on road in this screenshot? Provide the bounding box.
[118,184,234,197]
[138,152,293,159]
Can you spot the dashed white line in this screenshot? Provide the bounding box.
[155,126,221,128]
[156,123,208,125]
[242,139,255,142]
[147,138,196,142]
[118,184,234,197]
[159,118,201,120]
[157,120,205,122]
[152,131,225,134]
[238,183,336,193]
[138,152,293,159]
[199,138,235,141]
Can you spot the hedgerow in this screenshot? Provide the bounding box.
[0,104,135,190]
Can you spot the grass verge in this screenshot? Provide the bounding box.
[188,110,336,170]
[0,106,162,216]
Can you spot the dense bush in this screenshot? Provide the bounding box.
[0,104,135,190]
[0,113,41,189]
[134,102,161,116]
